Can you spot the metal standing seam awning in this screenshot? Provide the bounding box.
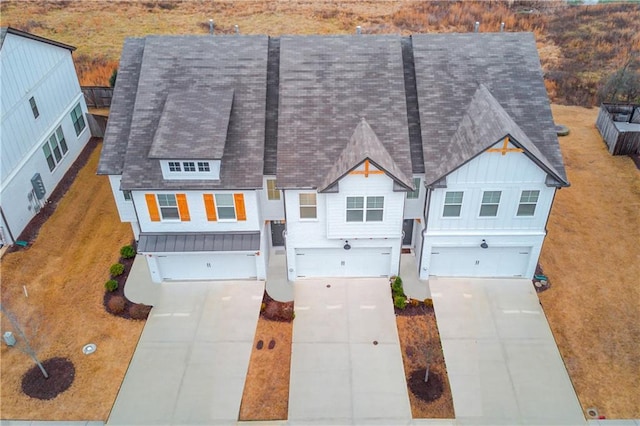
[137,232,261,253]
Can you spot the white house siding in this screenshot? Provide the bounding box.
[284,170,405,280]
[403,175,425,219]
[0,34,89,244]
[420,144,555,279]
[258,176,285,221]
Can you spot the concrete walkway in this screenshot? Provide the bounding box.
[430,277,586,425]
[265,249,294,302]
[400,252,431,300]
[107,280,264,425]
[288,278,412,424]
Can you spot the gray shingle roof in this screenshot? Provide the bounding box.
[148,88,233,159]
[263,37,280,176]
[110,35,268,190]
[138,232,260,253]
[97,38,145,175]
[319,118,414,192]
[276,35,413,189]
[412,33,568,187]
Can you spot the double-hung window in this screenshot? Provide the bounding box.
[266,179,280,200]
[443,191,463,217]
[517,190,540,216]
[479,191,501,217]
[215,194,236,219]
[157,194,179,219]
[29,96,40,119]
[70,103,86,135]
[406,177,421,199]
[42,126,68,172]
[346,196,384,222]
[299,193,317,219]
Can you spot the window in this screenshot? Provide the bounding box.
[266,179,280,200]
[42,126,68,172]
[183,162,196,172]
[366,196,384,221]
[480,191,501,217]
[346,196,364,222]
[123,190,132,201]
[157,194,179,219]
[299,193,317,219]
[517,190,540,216]
[70,103,86,135]
[346,196,384,222]
[407,178,421,199]
[168,162,181,172]
[198,162,210,172]
[29,96,39,119]
[443,191,463,217]
[215,194,236,220]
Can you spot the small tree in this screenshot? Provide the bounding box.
[598,57,640,104]
[0,304,48,378]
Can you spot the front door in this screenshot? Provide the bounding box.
[402,219,414,246]
[271,221,285,247]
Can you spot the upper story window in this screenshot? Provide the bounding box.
[346,196,384,222]
[168,161,181,172]
[157,194,179,220]
[183,161,196,172]
[198,162,210,172]
[215,194,236,220]
[145,193,190,222]
[123,190,132,201]
[517,190,540,216]
[266,179,280,200]
[70,103,86,136]
[29,96,40,119]
[479,191,501,217]
[299,193,317,219]
[406,177,421,199]
[443,191,463,217]
[42,126,68,172]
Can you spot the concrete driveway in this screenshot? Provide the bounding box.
[107,280,264,425]
[288,278,412,425]
[430,277,586,425]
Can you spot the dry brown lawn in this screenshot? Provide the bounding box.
[396,311,455,419]
[0,142,142,421]
[239,317,293,421]
[540,105,640,419]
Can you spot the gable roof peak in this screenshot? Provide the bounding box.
[318,118,414,192]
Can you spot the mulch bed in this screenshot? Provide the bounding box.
[395,300,433,316]
[7,138,101,252]
[261,291,294,322]
[21,357,75,400]
[102,253,152,321]
[408,368,444,403]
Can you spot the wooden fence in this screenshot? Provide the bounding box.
[595,104,640,155]
[81,86,113,108]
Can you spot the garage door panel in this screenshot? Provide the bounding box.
[296,248,390,278]
[430,247,530,278]
[157,253,257,280]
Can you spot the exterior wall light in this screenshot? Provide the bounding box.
[344,240,351,250]
[480,239,488,249]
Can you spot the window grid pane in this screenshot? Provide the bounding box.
[197,162,210,172]
[443,191,463,217]
[407,177,421,199]
[267,179,280,200]
[183,162,196,172]
[517,190,539,216]
[346,196,364,222]
[169,162,181,172]
[299,193,317,219]
[365,196,383,222]
[215,194,236,219]
[157,194,179,219]
[480,191,501,217]
[367,196,384,209]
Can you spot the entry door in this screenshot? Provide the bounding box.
[402,219,414,246]
[271,221,285,246]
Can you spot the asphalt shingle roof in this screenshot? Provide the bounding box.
[114,35,268,190]
[412,33,568,187]
[276,35,413,189]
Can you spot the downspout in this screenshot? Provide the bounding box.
[282,189,289,280]
[417,185,431,277]
[0,206,16,244]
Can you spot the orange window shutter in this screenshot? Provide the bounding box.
[176,194,190,221]
[203,194,217,221]
[234,193,246,221]
[145,194,160,222]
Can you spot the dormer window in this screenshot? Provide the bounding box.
[198,162,210,172]
[160,159,220,180]
[168,162,181,172]
[183,161,196,172]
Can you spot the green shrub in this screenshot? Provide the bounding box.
[391,276,404,297]
[105,279,118,292]
[110,263,125,277]
[107,295,126,314]
[130,303,152,320]
[424,298,434,309]
[394,295,407,310]
[120,244,136,259]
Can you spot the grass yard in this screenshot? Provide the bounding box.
[0,141,142,421]
[540,105,640,419]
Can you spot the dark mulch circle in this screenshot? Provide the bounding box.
[408,368,444,403]
[21,357,75,400]
[261,292,294,322]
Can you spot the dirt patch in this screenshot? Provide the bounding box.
[408,368,444,403]
[21,357,75,400]
[539,105,640,418]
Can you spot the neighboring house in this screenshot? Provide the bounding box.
[98,32,568,283]
[0,27,90,246]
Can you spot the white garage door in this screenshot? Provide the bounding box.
[295,248,391,278]
[157,252,257,281]
[429,246,530,277]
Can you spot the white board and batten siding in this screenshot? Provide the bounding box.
[419,144,556,280]
[0,32,90,244]
[258,176,285,221]
[284,170,404,280]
